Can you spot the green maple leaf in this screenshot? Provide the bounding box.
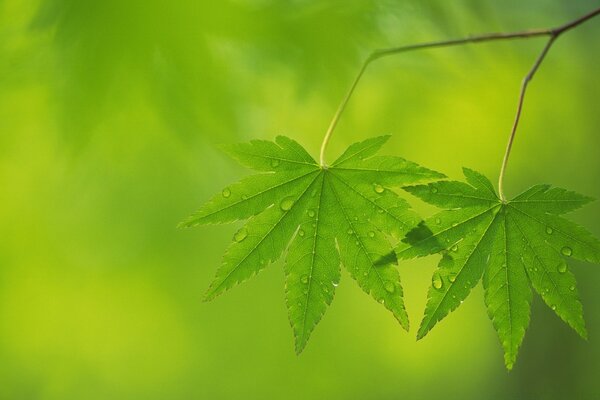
[396,168,600,369]
[181,135,444,353]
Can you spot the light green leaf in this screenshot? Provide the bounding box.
[399,168,600,369]
[183,136,442,352]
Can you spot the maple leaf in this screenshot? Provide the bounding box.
[396,168,600,369]
[181,135,444,353]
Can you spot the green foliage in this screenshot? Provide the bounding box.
[397,168,600,369]
[181,135,443,352]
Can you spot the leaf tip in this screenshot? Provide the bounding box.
[415,326,428,341]
[202,285,220,302]
[294,337,308,355]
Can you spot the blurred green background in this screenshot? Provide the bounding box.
[1,0,599,399]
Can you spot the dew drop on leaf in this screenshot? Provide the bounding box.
[347,229,353,235]
[451,244,458,252]
[570,285,575,291]
[561,247,573,257]
[280,197,295,211]
[448,273,457,283]
[373,184,385,194]
[557,262,567,274]
[271,159,280,168]
[222,188,231,198]
[546,226,553,235]
[368,231,375,238]
[432,272,443,290]
[435,218,442,225]
[551,304,557,310]
[384,281,395,293]
[431,187,438,194]
[298,229,305,237]
[308,210,316,218]
[234,227,248,242]
[300,274,309,284]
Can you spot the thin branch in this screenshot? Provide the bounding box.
[318,6,600,174]
[498,36,556,201]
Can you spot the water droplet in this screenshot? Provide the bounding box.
[310,189,317,197]
[280,197,295,211]
[373,184,385,194]
[363,271,369,277]
[431,187,439,194]
[561,247,573,257]
[222,188,231,198]
[298,229,305,237]
[241,194,248,200]
[557,262,567,274]
[451,222,458,227]
[332,281,339,287]
[259,258,266,266]
[435,218,442,225]
[451,244,458,252]
[569,285,575,291]
[546,227,553,235]
[347,229,353,235]
[322,285,329,293]
[308,210,316,218]
[551,304,557,311]
[271,159,280,168]
[378,298,385,304]
[353,216,358,221]
[234,228,248,242]
[377,209,384,214]
[368,231,375,238]
[384,282,395,293]
[448,273,457,283]
[297,302,302,306]
[355,240,360,246]
[432,272,443,290]
[300,275,309,284]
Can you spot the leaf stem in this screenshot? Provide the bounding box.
[498,7,600,200]
[318,6,600,181]
[497,36,556,201]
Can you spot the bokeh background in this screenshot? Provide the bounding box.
[1,0,599,399]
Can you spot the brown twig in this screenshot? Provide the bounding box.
[318,6,600,200]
